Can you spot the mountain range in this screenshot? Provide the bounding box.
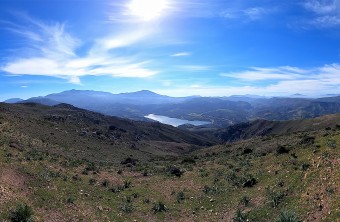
[4,89,340,128]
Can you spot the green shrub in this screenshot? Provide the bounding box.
[203,185,220,194]
[240,196,251,207]
[176,191,185,203]
[233,209,247,222]
[152,202,167,213]
[266,187,285,208]
[166,166,183,177]
[181,157,196,164]
[326,139,337,149]
[120,203,133,213]
[10,203,34,222]
[89,178,96,185]
[278,209,298,222]
[276,145,290,154]
[102,179,110,188]
[124,180,132,189]
[301,163,310,171]
[66,196,76,204]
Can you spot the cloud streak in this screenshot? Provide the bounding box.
[171,52,191,57]
[1,14,159,84]
[303,0,340,27]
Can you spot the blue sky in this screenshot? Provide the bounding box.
[1,0,340,100]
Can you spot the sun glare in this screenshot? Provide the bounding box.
[127,0,169,22]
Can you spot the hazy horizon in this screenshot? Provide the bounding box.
[3,88,340,102]
[1,0,340,100]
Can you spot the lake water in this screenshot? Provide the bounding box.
[144,114,210,127]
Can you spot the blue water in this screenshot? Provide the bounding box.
[145,114,210,127]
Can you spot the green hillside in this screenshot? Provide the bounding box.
[0,103,339,221]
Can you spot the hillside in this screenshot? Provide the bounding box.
[0,103,339,221]
[217,114,340,142]
[0,103,215,164]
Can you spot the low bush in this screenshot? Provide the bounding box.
[176,191,185,203]
[266,187,285,208]
[152,202,167,213]
[166,166,183,177]
[10,203,34,222]
[278,209,298,222]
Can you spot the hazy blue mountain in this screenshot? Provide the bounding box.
[4,98,24,103]
[45,89,191,106]
[16,89,340,128]
[21,97,61,106]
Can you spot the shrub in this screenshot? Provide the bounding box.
[89,178,96,185]
[143,198,150,204]
[176,191,185,203]
[326,139,337,149]
[233,209,247,222]
[202,185,220,194]
[240,196,251,207]
[102,179,110,188]
[124,180,132,189]
[121,157,138,166]
[278,209,298,222]
[10,203,34,222]
[166,166,183,177]
[181,157,196,164]
[120,203,133,213]
[266,187,285,208]
[242,175,257,188]
[299,136,315,145]
[301,163,310,171]
[152,202,167,213]
[66,196,76,204]
[326,187,334,195]
[226,171,257,188]
[276,145,290,154]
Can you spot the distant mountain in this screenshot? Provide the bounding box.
[4,98,23,103]
[10,89,340,128]
[21,97,61,106]
[45,89,190,106]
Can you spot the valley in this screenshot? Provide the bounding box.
[7,90,340,128]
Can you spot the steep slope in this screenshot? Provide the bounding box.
[0,103,216,163]
[217,114,340,142]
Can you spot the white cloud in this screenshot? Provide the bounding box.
[176,65,211,72]
[303,0,340,27]
[155,63,340,97]
[1,14,159,83]
[220,7,272,21]
[243,7,269,20]
[304,0,339,14]
[171,52,191,57]
[221,66,306,81]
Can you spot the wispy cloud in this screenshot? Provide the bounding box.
[221,66,307,81]
[155,63,340,97]
[176,65,211,72]
[220,6,273,21]
[1,13,159,84]
[171,52,191,57]
[303,0,340,27]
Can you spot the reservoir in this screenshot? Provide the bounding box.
[145,114,210,127]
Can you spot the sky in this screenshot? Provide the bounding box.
[1,0,340,100]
